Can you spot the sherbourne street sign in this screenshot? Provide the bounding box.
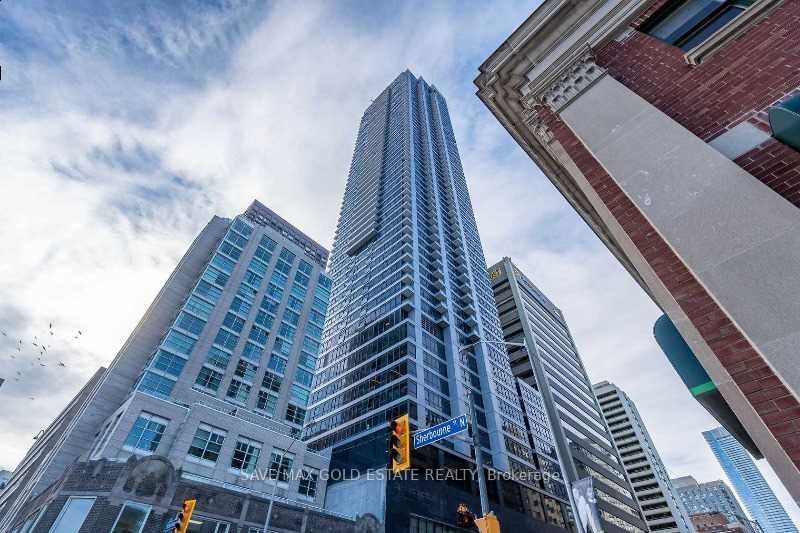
[413,414,468,449]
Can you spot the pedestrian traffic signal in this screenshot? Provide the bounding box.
[456,503,476,528]
[389,414,411,473]
[475,511,501,533]
[174,498,196,533]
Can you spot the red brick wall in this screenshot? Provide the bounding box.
[534,103,800,469]
[594,1,800,207]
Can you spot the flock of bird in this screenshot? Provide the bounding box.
[1,323,85,400]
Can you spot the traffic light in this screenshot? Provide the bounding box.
[389,414,411,473]
[456,503,476,529]
[174,498,196,533]
[475,512,501,533]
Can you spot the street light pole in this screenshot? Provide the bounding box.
[458,339,525,518]
[461,337,585,533]
[262,430,300,533]
[469,391,490,516]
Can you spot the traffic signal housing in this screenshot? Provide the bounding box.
[389,414,411,473]
[174,498,196,533]
[475,512,501,533]
[456,503,475,529]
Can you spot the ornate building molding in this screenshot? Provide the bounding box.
[539,52,606,112]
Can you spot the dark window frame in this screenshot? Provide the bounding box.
[642,0,754,51]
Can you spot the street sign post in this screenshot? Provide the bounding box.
[413,414,468,449]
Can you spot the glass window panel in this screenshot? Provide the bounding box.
[50,497,95,533]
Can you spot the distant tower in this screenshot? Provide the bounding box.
[594,381,695,533]
[673,476,751,524]
[489,257,647,533]
[704,427,798,533]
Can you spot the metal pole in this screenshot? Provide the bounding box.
[263,430,299,532]
[469,392,490,516]
[458,339,524,519]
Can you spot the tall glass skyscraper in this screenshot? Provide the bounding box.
[304,71,536,479]
[704,427,798,533]
[489,257,648,533]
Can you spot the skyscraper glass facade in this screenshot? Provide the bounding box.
[704,427,798,533]
[304,71,534,477]
[673,476,749,524]
[490,257,647,533]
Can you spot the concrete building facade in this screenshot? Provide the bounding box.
[476,0,800,500]
[594,381,695,533]
[0,201,337,531]
[489,258,646,533]
[704,427,797,533]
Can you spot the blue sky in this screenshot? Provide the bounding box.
[0,0,797,521]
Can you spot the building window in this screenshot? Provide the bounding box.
[268,449,294,484]
[195,367,223,392]
[206,347,231,370]
[226,379,252,403]
[185,516,230,533]
[110,502,151,533]
[153,350,187,377]
[645,0,753,51]
[256,390,278,416]
[298,467,319,499]
[267,354,287,374]
[187,425,226,464]
[234,360,259,382]
[293,368,313,388]
[230,438,262,473]
[137,371,176,398]
[261,371,282,392]
[48,497,95,533]
[285,404,306,425]
[124,413,168,453]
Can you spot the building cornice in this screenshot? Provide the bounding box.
[475,0,655,297]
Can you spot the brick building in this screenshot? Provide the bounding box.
[690,511,760,533]
[476,0,800,500]
[8,455,371,533]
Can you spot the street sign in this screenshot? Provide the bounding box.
[413,414,468,449]
[162,518,178,533]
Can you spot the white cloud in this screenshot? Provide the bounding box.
[1,0,797,524]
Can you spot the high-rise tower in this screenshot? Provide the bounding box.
[489,257,648,533]
[594,381,695,533]
[704,427,798,533]
[673,476,751,525]
[304,70,536,478]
